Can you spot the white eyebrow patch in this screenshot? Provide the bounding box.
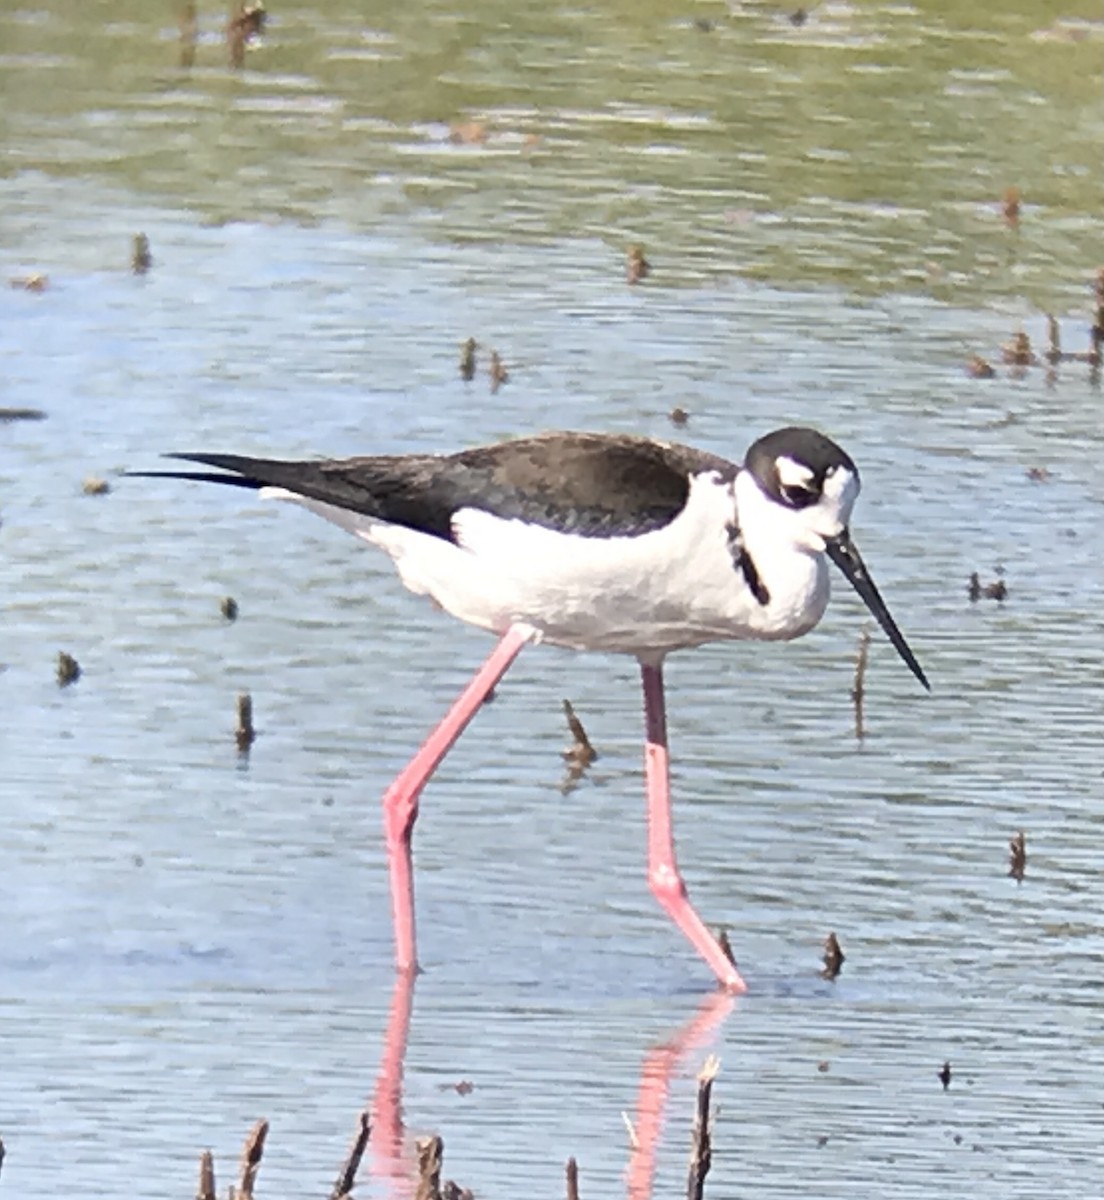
[822,464,859,505]
[775,455,815,489]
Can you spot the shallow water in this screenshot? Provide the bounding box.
[2,2,1104,1197]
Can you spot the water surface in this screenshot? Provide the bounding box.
[2,3,1103,1197]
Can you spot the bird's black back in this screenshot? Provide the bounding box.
[154,432,739,540]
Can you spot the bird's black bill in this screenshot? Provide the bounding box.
[825,530,930,691]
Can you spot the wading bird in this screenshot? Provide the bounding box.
[136,427,928,991]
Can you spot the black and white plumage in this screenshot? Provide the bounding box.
[143,427,927,685]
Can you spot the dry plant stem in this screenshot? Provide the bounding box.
[621,1110,639,1150]
[0,1137,5,1184]
[1091,297,1102,377]
[561,697,597,791]
[459,338,477,380]
[180,1,197,68]
[851,627,870,741]
[330,1108,371,1200]
[1092,268,1104,382]
[715,928,737,968]
[821,931,845,980]
[1046,314,1060,363]
[132,233,152,274]
[1009,830,1027,883]
[566,1156,580,1200]
[228,24,245,69]
[235,1119,268,1199]
[415,1136,444,1200]
[687,1056,719,1200]
[196,1149,216,1200]
[0,407,47,421]
[57,651,81,686]
[563,699,597,764]
[236,692,256,751]
[227,3,264,69]
[489,350,508,393]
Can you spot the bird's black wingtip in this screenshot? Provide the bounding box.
[162,451,241,469]
[124,457,263,489]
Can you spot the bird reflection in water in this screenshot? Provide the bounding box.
[364,973,734,1199]
[368,969,417,1191]
[625,992,733,1200]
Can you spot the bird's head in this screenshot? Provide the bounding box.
[744,426,860,552]
[744,426,929,692]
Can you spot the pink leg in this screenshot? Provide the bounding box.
[641,660,748,993]
[383,623,533,974]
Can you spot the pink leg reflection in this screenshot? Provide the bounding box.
[369,967,416,1191]
[626,991,735,1200]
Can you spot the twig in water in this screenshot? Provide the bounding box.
[687,1055,719,1200]
[968,571,1007,602]
[1001,185,1020,229]
[9,273,48,292]
[562,700,596,763]
[561,699,597,791]
[1009,830,1026,883]
[1045,313,1061,364]
[1001,330,1035,367]
[196,1149,216,1200]
[965,354,995,379]
[132,233,153,275]
[228,3,266,69]
[459,338,477,381]
[57,651,82,687]
[330,1107,371,1200]
[234,1118,268,1199]
[1092,267,1104,371]
[715,928,737,970]
[236,692,256,752]
[0,1137,6,1185]
[566,1156,580,1200]
[489,350,509,393]
[820,931,845,980]
[180,1,198,68]
[0,407,47,422]
[627,244,651,284]
[621,1111,639,1151]
[415,1136,444,1200]
[851,626,870,741]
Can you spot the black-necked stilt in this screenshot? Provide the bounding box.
[136,427,928,992]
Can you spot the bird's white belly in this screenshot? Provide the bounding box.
[263,482,831,656]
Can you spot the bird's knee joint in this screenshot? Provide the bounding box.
[384,800,418,843]
[648,864,687,903]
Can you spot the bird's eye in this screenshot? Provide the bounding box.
[781,483,818,508]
